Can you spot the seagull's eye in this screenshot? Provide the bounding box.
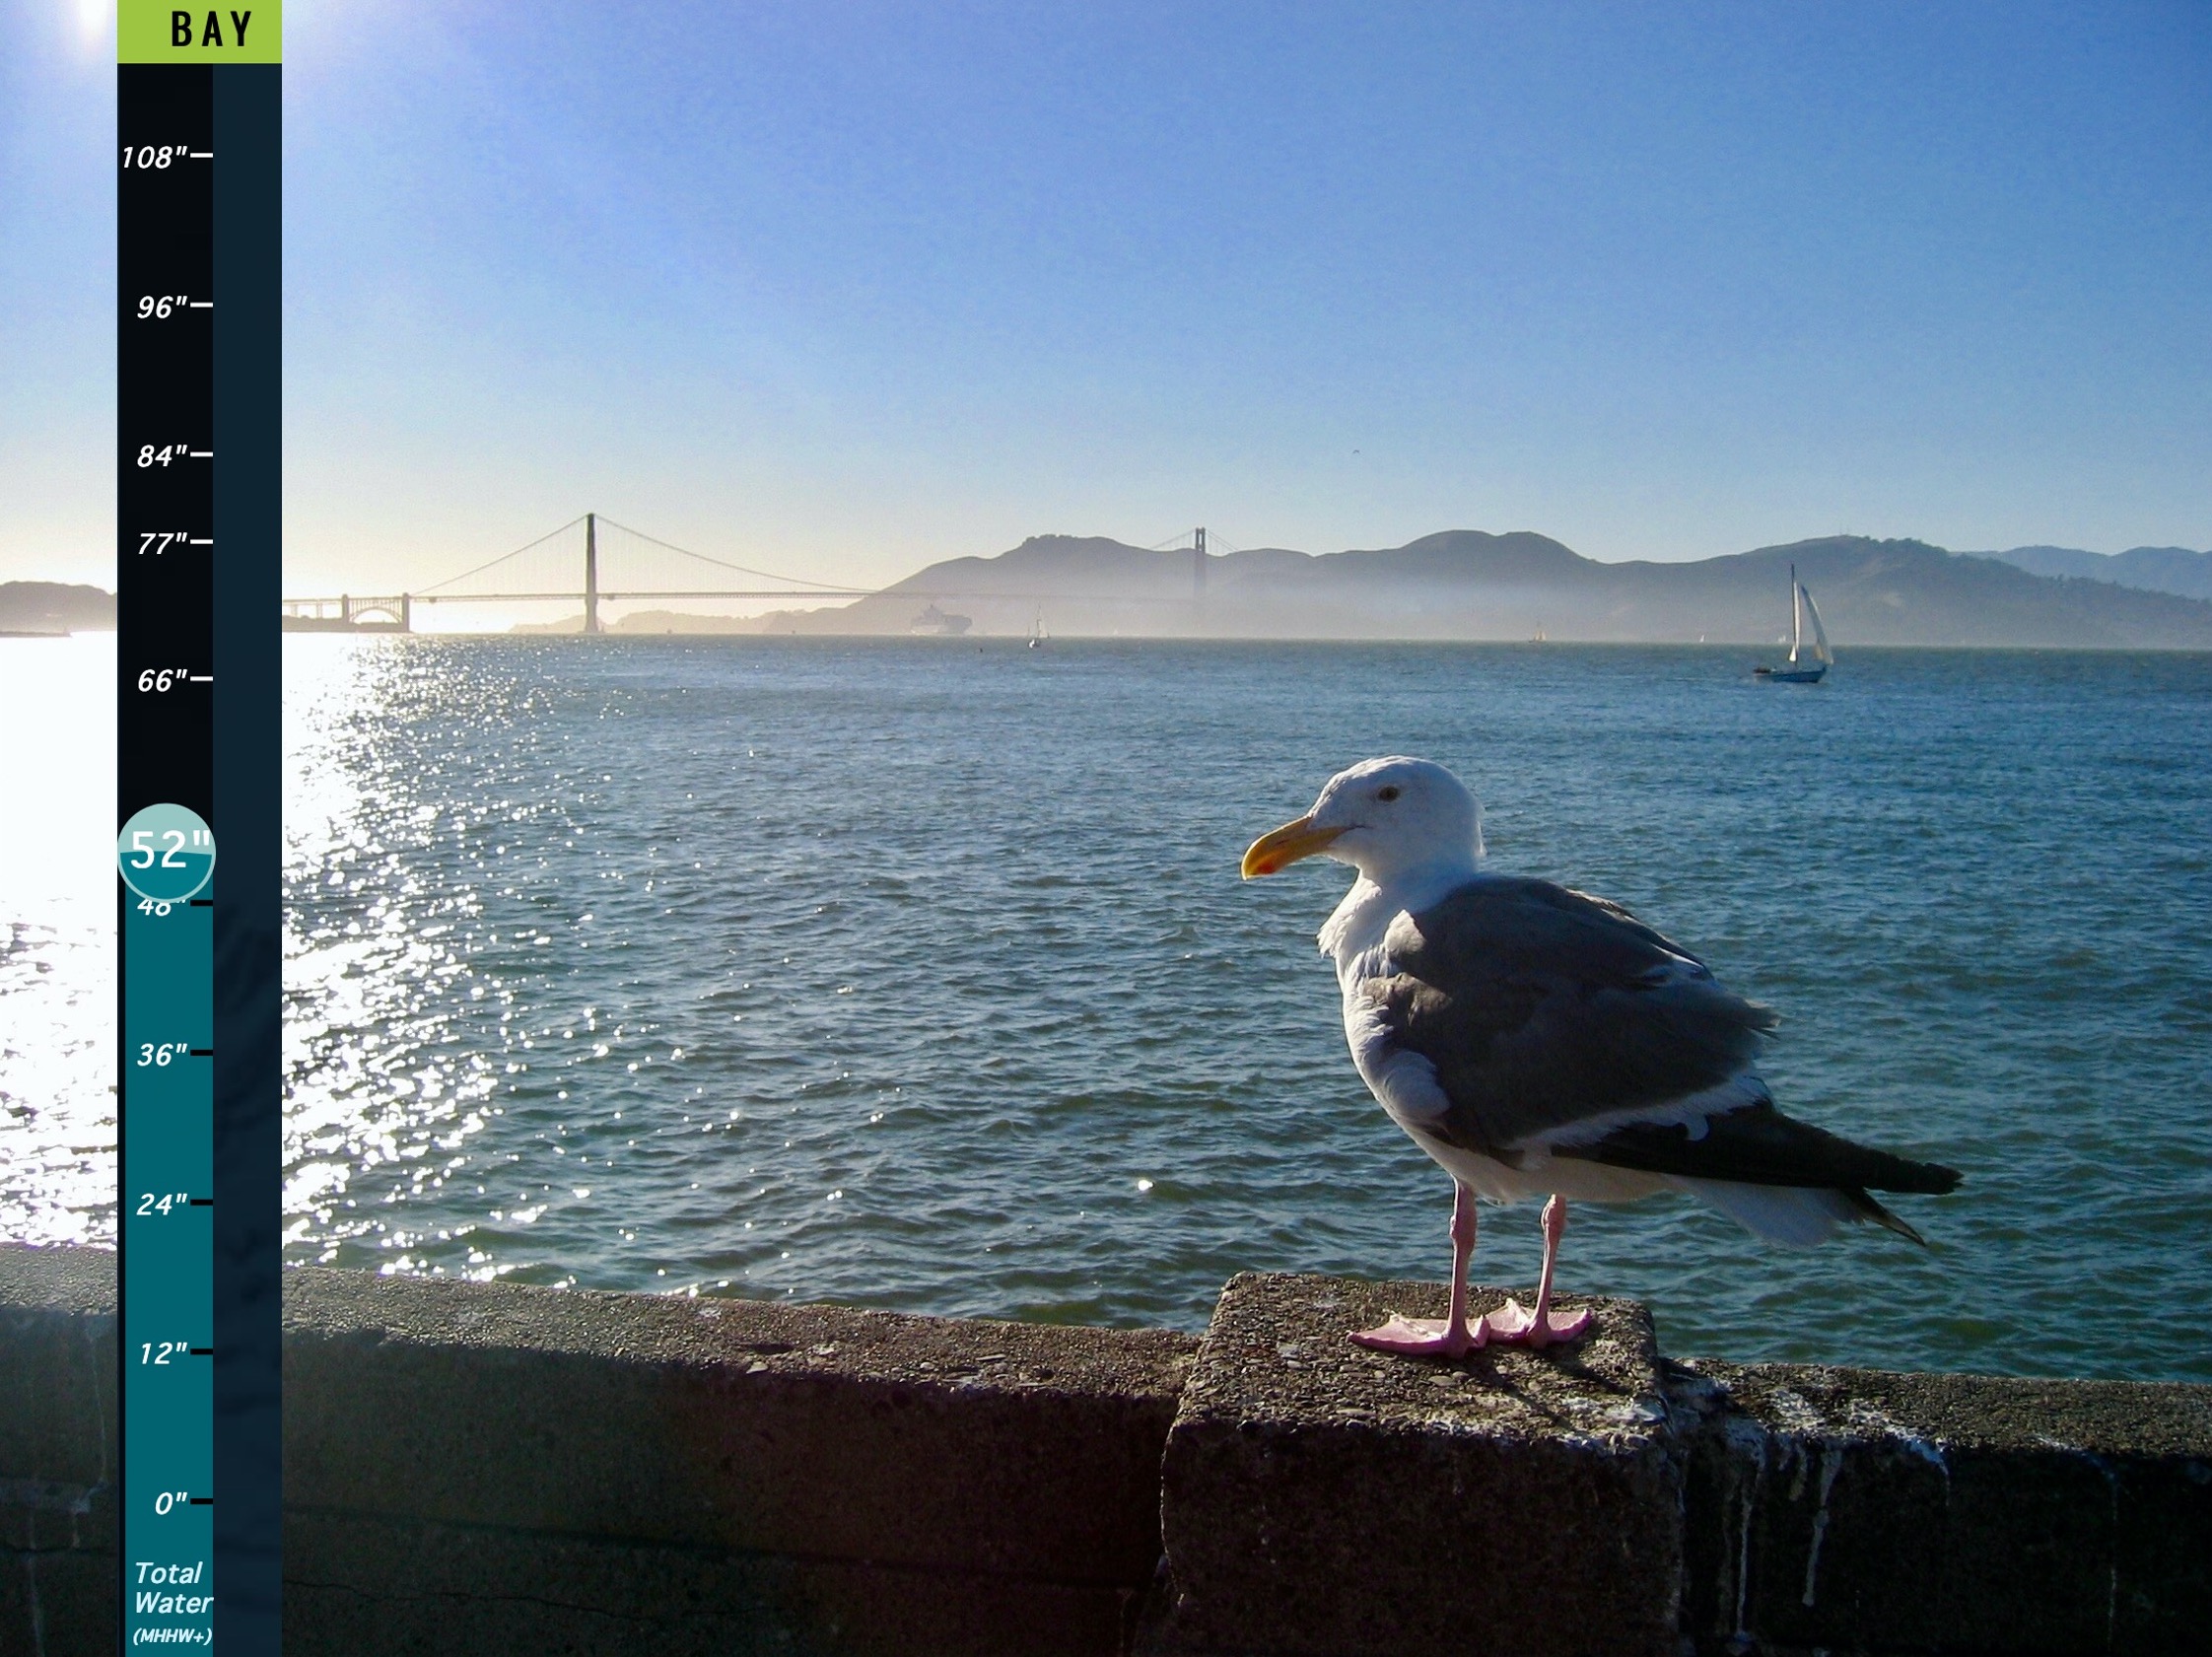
[1376,786,1401,802]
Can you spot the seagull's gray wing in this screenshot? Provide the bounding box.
[1366,875,1777,1156]
[1371,875,1962,1200]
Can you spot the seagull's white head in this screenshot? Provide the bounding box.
[1242,756,1485,888]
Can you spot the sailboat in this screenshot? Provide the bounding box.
[1754,564,1832,683]
[1027,611,1048,649]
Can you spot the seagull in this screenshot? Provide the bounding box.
[1241,756,1961,1358]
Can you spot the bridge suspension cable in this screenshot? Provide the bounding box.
[416,515,588,593]
[592,517,876,594]
[1145,527,1243,555]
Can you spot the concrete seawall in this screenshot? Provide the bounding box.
[6,1242,2208,1655]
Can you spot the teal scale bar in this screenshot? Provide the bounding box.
[121,892,215,1643]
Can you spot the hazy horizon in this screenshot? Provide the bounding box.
[9,521,2210,641]
[5,4,2207,592]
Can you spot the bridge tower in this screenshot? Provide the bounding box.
[584,512,602,635]
[1194,526,1207,599]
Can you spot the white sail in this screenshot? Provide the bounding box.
[1787,565,1803,663]
[1801,585,1832,666]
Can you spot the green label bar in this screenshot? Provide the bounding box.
[119,1,282,64]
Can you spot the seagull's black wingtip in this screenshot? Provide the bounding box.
[1872,1154,1963,1197]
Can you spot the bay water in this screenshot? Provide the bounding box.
[6,635,2208,1381]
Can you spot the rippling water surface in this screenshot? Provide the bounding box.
[274,635,2212,1380]
[8,635,2210,1381]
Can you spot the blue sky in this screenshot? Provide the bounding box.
[4,2,2208,594]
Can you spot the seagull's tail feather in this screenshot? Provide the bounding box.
[1670,1178,1934,1248]
[1565,1102,1960,1247]
[1841,1187,1930,1247]
[1672,1179,1858,1247]
[1554,1100,1962,1195]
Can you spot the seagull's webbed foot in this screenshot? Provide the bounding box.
[1348,1313,1486,1358]
[1479,1298,1592,1348]
[1348,1180,1493,1358]
[1478,1194,1594,1347]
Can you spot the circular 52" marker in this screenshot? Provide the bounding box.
[117,802,217,903]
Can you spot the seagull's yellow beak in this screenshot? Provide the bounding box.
[1241,815,1347,879]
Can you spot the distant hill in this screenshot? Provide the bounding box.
[721,532,2212,648]
[0,582,113,634]
[1980,544,2212,602]
[513,608,763,636]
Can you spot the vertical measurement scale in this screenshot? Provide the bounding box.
[117,6,282,1651]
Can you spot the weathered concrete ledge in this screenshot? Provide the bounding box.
[7,1244,2210,1656]
[1153,1273,1681,1657]
[282,1264,1195,1655]
[0,1243,116,1657]
[1669,1356,2212,1657]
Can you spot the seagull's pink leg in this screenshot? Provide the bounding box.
[1483,1194,1593,1346]
[1349,1181,1487,1357]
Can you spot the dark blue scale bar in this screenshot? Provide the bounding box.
[211,63,284,1657]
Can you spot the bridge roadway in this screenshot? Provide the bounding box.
[278,586,1187,631]
[281,587,868,632]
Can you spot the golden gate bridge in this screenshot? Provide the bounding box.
[280,515,1222,633]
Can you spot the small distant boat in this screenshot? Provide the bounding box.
[1754,564,1832,684]
[1530,625,1547,643]
[910,602,972,637]
[1027,611,1048,649]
